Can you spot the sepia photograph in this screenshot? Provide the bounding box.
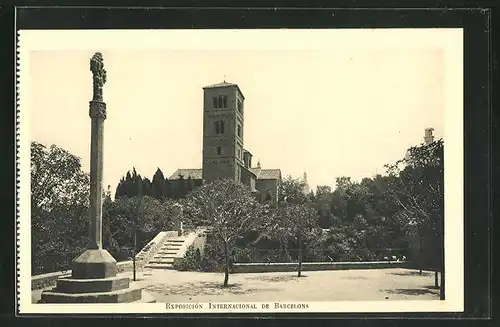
[17,28,464,314]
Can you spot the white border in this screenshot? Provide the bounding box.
[17,29,464,314]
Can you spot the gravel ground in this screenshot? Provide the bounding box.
[32,268,440,303]
[132,268,440,302]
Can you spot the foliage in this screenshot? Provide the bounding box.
[31,142,90,274]
[271,202,318,276]
[385,140,444,271]
[102,195,176,260]
[115,168,143,198]
[173,246,202,271]
[184,179,270,286]
[278,175,309,204]
[151,168,167,200]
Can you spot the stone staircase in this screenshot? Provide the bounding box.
[145,237,188,269]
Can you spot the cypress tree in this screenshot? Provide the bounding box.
[115,177,125,198]
[142,178,152,197]
[135,173,143,197]
[151,168,166,200]
[124,171,133,198]
[164,177,171,199]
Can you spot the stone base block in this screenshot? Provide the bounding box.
[40,287,142,303]
[55,276,130,294]
[72,249,117,279]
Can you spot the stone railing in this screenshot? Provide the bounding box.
[134,231,177,268]
[231,261,413,273]
[31,260,134,290]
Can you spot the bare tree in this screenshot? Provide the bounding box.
[272,202,318,277]
[184,179,270,287]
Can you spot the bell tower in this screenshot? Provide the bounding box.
[202,81,245,183]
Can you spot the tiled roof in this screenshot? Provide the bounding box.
[249,168,281,180]
[202,81,245,99]
[169,169,202,180]
[203,81,237,89]
[259,169,282,180]
[249,168,261,177]
[169,168,281,181]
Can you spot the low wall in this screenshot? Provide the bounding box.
[31,260,134,290]
[231,261,413,273]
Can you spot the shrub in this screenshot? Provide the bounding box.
[174,246,202,271]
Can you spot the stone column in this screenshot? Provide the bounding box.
[40,53,148,303]
[88,100,106,249]
[71,52,117,279]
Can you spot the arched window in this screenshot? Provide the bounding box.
[216,146,222,155]
[218,96,223,109]
[213,97,218,108]
[237,124,241,138]
[214,120,225,135]
[223,96,227,108]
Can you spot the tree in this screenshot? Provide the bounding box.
[115,168,143,198]
[151,168,166,200]
[142,178,152,197]
[315,185,334,229]
[102,195,166,261]
[31,142,90,274]
[385,139,444,299]
[164,176,171,199]
[278,176,309,204]
[184,179,270,287]
[272,202,318,277]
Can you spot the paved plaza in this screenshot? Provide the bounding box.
[33,268,440,303]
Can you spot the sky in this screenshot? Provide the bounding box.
[26,30,445,196]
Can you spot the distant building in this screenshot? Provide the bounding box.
[302,172,310,194]
[405,127,436,162]
[424,127,435,145]
[169,81,282,201]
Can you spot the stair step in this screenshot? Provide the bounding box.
[156,251,178,255]
[146,264,173,269]
[153,255,175,260]
[149,258,174,264]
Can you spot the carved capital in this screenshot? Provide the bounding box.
[89,101,107,119]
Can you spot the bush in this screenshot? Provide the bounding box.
[199,241,225,272]
[174,246,202,271]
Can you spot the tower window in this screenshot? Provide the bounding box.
[214,120,225,135]
[238,99,243,113]
[216,146,222,155]
[237,124,242,138]
[213,96,228,109]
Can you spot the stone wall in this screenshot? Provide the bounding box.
[231,261,414,273]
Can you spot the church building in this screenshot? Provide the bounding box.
[169,81,282,201]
